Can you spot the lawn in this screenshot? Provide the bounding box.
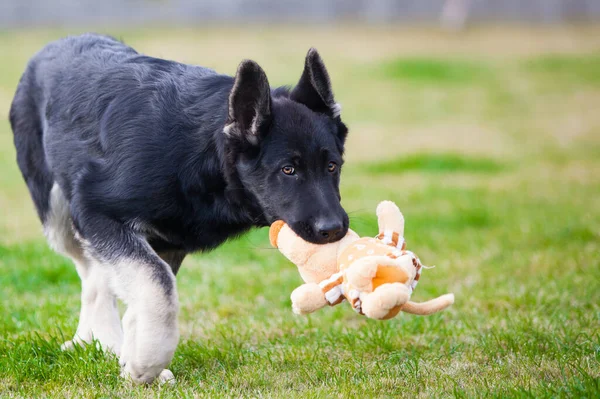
[0,25,599,398]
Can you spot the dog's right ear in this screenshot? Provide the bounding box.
[224,60,272,145]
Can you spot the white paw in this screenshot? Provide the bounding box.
[60,339,81,351]
[61,336,119,355]
[120,361,165,385]
[60,334,92,351]
[158,369,176,385]
[120,365,175,385]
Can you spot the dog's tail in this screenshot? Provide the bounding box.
[10,62,54,223]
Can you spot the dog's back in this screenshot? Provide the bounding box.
[10,34,136,221]
[10,34,224,227]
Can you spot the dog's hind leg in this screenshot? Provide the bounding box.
[45,184,123,354]
[60,262,124,355]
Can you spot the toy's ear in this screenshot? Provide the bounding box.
[269,220,286,248]
[376,201,405,246]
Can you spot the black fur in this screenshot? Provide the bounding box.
[10,34,349,271]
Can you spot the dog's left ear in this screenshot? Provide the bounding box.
[290,48,341,119]
[225,60,272,145]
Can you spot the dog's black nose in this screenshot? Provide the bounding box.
[316,220,343,241]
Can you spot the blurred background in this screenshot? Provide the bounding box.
[2,0,600,27]
[0,1,599,396]
[1,0,599,237]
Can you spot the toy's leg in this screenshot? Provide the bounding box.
[290,283,329,315]
[361,283,410,320]
[344,260,379,292]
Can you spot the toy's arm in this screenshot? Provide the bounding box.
[290,273,344,315]
[318,272,345,306]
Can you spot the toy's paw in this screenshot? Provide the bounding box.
[291,283,328,315]
[361,283,410,320]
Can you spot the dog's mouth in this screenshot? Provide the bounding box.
[287,217,349,245]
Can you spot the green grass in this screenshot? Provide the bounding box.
[382,58,490,84]
[524,54,600,86]
[365,153,505,175]
[1,26,599,398]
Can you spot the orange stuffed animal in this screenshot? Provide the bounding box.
[269,201,454,320]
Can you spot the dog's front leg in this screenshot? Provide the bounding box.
[114,257,179,385]
[73,208,179,384]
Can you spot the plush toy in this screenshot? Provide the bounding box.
[269,201,454,320]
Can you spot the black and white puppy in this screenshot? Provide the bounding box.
[10,34,349,384]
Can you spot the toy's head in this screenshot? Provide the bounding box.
[269,220,359,283]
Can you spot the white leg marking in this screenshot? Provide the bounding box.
[45,183,82,261]
[82,262,123,354]
[60,259,124,355]
[46,183,123,354]
[112,259,179,384]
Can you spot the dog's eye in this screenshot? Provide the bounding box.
[282,165,295,175]
[328,162,337,173]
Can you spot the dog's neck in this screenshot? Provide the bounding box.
[167,81,268,233]
[212,121,270,228]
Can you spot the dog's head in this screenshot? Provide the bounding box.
[223,48,348,244]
